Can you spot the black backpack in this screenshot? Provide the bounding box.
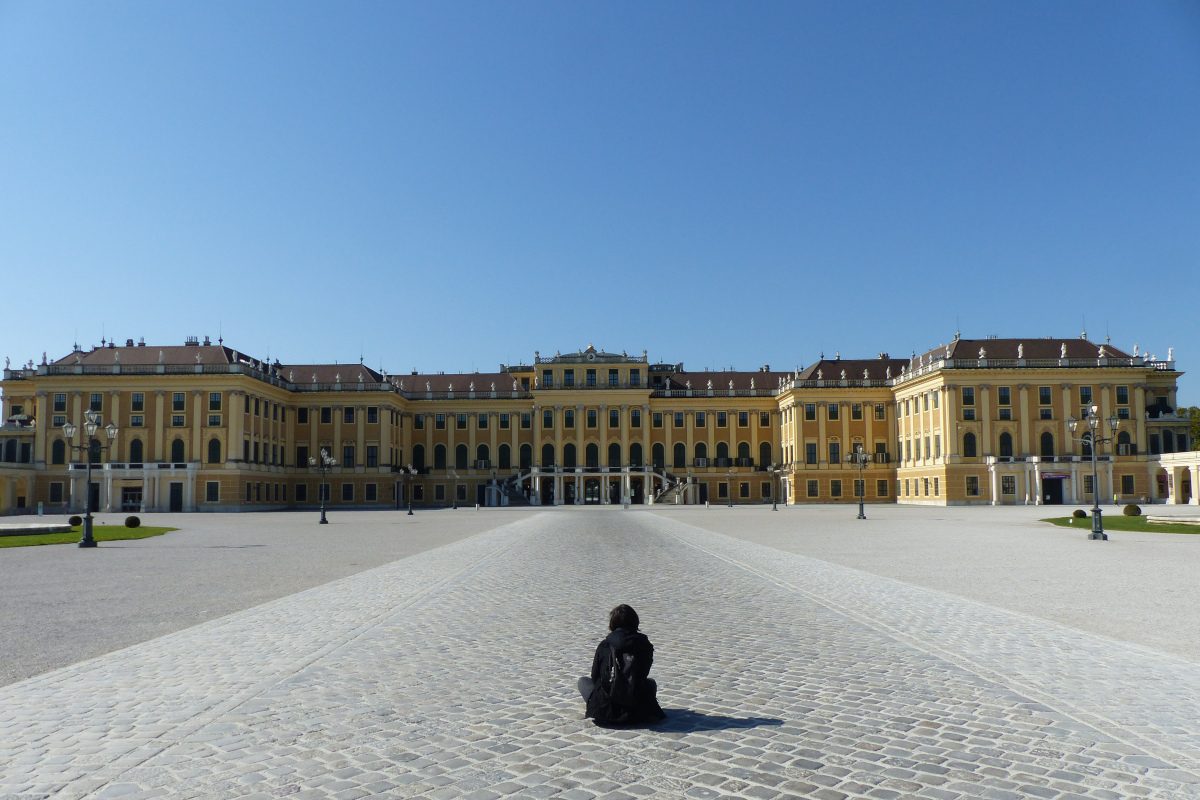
[604,644,639,710]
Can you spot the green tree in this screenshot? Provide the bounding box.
[1185,406,1200,449]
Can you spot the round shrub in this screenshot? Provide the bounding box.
[1072,509,1087,519]
[1123,503,1142,517]
[68,515,83,527]
[124,515,141,528]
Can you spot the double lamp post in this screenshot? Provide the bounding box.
[1068,405,1121,541]
[308,447,337,524]
[62,410,118,548]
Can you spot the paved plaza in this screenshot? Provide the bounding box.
[3,506,1200,799]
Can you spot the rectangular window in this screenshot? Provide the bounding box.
[609,369,619,387]
[544,409,554,428]
[208,392,222,412]
[831,479,842,498]
[297,407,309,424]
[1084,474,1094,494]
[52,414,66,427]
[456,483,467,502]
[413,414,424,429]
[365,483,378,502]
[344,407,356,424]
[542,369,553,388]
[695,411,706,427]
[961,387,975,406]
[246,483,253,502]
[586,369,596,387]
[130,415,144,427]
[934,435,941,457]
[674,412,684,428]
[738,412,749,427]
[477,413,487,429]
[739,482,750,499]
[206,481,219,502]
[804,404,816,421]
[321,407,332,424]
[1080,386,1092,406]
[934,478,939,496]
[295,483,308,502]
[435,413,446,430]
[923,478,930,496]
[342,483,354,502]
[851,403,862,420]
[805,443,817,465]
[1039,386,1052,405]
[807,479,819,498]
[963,408,976,420]
[904,479,910,496]
[932,391,939,409]
[876,479,889,497]
[875,403,886,421]
[609,409,620,428]
[297,446,309,465]
[563,369,575,387]
[630,369,641,387]
[53,393,67,412]
[343,445,355,468]
[366,446,378,468]
[653,412,663,428]
[367,407,379,424]
[586,409,597,428]
[500,413,510,429]
[1117,407,1130,420]
[761,482,771,498]
[171,415,185,427]
[521,412,531,429]
[564,409,575,429]
[169,392,183,412]
[922,394,929,411]
[631,409,641,428]
[998,386,1011,406]
[852,479,865,498]
[50,482,64,503]
[1002,475,1016,495]
[999,408,1012,421]
[90,393,103,412]
[828,442,841,463]
[1121,474,1134,494]
[208,414,221,427]
[1117,386,1129,406]
[717,482,729,499]
[717,411,728,427]
[760,412,770,427]
[1040,408,1053,420]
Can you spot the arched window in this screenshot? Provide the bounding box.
[673,442,686,468]
[2,440,14,462]
[1040,431,1055,458]
[716,442,729,460]
[434,444,447,469]
[652,443,664,469]
[962,432,977,458]
[412,444,426,470]
[519,443,532,469]
[1081,432,1092,457]
[999,432,1013,458]
[1117,430,1133,455]
[207,438,221,464]
[498,443,511,469]
[585,443,599,469]
[170,439,185,463]
[630,442,643,467]
[455,444,468,469]
[476,444,489,465]
[51,439,66,465]
[737,442,750,460]
[541,443,555,467]
[696,442,708,461]
[564,443,577,469]
[608,442,621,468]
[129,438,144,465]
[759,442,772,468]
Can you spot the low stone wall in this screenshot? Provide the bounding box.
[0,523,74,537]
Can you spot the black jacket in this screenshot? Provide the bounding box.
[584,627,666,724]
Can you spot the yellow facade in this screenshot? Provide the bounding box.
[0,336,1192,514]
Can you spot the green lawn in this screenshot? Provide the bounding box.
[0,525,178,548]
[1044,515,1200,535]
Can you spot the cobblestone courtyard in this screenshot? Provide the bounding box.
[3,507,1200,799]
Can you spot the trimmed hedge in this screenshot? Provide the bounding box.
[124,515,141,528]
[68,515,83,527]
[1123,503,1142,517]
[1072,509,1087,519]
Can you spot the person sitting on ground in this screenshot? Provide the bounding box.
[577,604,666,725]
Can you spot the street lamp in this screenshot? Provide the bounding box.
[846,444,869,520]
[726,469,734,508]
[62,410,118,548]
[308,447,336,524]
[769,463,780,511]
[451,469,459,509]
[405,464,416,515]
[1068,405,1120,540]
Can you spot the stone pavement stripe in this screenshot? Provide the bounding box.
[656,514,1200,781]
[4,510,1200,799]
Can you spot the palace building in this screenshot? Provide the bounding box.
[0,335,1194,515]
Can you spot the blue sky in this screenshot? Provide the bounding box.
[2,2,1198,399]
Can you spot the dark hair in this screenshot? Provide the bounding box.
[608,604,640,632]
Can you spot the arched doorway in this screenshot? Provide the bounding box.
[608,443,621,468]
[652,443,664,469]
[541,443,555,467]
[630,442,643,468]
[520,444,532,469]
[564,443,577,469]
[585,443,599,469]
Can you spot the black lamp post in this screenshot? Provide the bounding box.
[308,447,336,524]
[62,410,118,548]
[1068,405,1120,540]
[769,464,780,511]
[847,444,869,520]
[451,469,459,509]
[726,470,734,507]
[405,464,415,515]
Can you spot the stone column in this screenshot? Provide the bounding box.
[34,392,48,464]
[228,393,244,463]
[154,392,165,462]
[192,391,203,463]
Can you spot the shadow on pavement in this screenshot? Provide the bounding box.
[641,709,784,732]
